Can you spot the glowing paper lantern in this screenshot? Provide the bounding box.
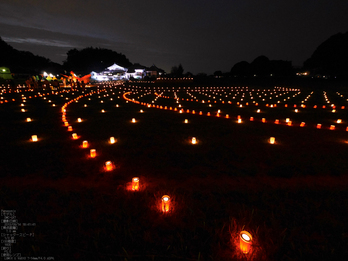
[184,119,188,123]
[250,117,254,121]
[82,140,88,148]
[90,149,96,158]
[26,118,32,122]
[64,122,69,127]
[238,118,242,123]
[275,119,279,124]
[269,137,275,144]
[286,118,290,123]
[330,125,335,130]
[287,121,292,126]
[317,124,322,129]
[132,177,140,191]
[161,195,171,213]
[240,231,252,254]
[109,137,116,144]
[191,137,197,144]
[337,119,342,124]
[68,126,72,131]
[300,122,305,127]
[31,135,38,142]
[72,133,78,139]
[262,118,266,123]
[105,161,114,171]
[132,118,136,123]
[77,118,82,122]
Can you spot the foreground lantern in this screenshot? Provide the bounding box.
[184,119,188,124]
[132,177,140,191]
[72,133,78,139]
[109,137,116,144]
[26,118,32,122]
[31,135,38,142]
[82,140,88,148]
[269,137,275,144]
[317,124,322,129]
[90,149,96,158]
[105,161,114,171]
[161,195,171,213]
[77,118,82,122]
[68,126,72,131]
[240,231,252,254]
[132,118,136,123]
[191,137,197,144]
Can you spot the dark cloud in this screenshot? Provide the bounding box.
[1,0,347,73]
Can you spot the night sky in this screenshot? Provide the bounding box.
[1,0,347,74]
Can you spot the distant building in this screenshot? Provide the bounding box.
[91,63,165,81]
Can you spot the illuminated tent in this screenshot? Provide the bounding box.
[0,67,13,80]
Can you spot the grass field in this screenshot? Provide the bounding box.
[1,82,348,260]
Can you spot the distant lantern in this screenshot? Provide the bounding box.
[116,104,119,107]
[337,119,342,124]
[72,133,78,139]
[330,125,335,130]
[300,122,305,127]
[295,109,298,113]
[105,161,114,171]
[68,126,72,131]
[132,118,136,123]
[287,121,292,126]
[191,137,197,144]
[240,231,252,254]
[161,195,171,213]
[31,135,38,142]
[90,149,96,158]
[275,119,279,124]
[77,118,82,122]
[184,119,188,123]
[21,109,26,112]
[238,118,242,123]
[250,117,254,121]
[84,104,87,107]
[262,118,266,123]
[109,137,116,144]
[257,109,260,113]
[26,118,32,122]
[64,122,69,127]
[317,124,322,129]
[286,118,290,123]
[140,109,143,113]
[132,177,140,191]
[226,114,229,119]
[101,109,105,113]
[269,137,275,144]
[82,140,88,148]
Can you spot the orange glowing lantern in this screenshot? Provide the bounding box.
[286,118,290,123]
[68,126,72,131]
[269,137,275,144]
[287,121,292,126]
[337,119,342,124]
[250,117,254,121]
[262,118,266,123]
[238,118,242,123]
[191,137,197,144]
[82,140,88,148]
[132,118,136,123]
[161,195,171,213]
[105,161,114,171]
[64,122,69,127]
[132,177,140,191]
[77,118,82,122]
[240,231,252,254]
[226,114,229,118]
[31,135,38,142]
[300,122,305,127]
[184,119,188,123]
[317,124,322,129]
[330,125,335,130]
[90,149,96,158]
[109,137,116,144]
[26,118,32,122]
[275,119,279,124]
[72,133,78,139]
